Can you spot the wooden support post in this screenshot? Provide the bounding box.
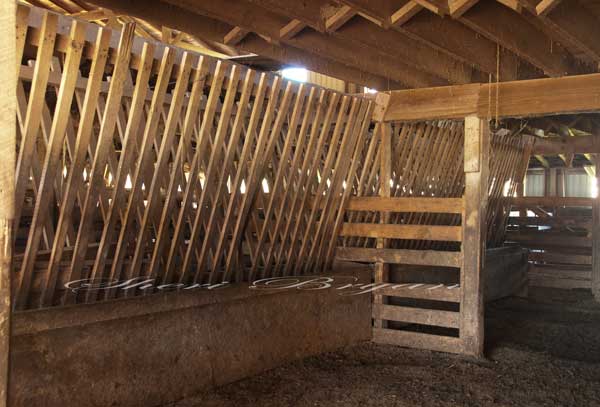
[373,123,391,329]
[461,116,490,357]
[0,0,16,403]
[593,155,600,300]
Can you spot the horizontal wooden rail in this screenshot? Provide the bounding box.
[373,304,459,328]
[346,197,463,213]
[335,247,461,267]
[506,233,591,248]
[377,284,461,303]
[508,216,591,228]
[532,135,600,155]
[372,328,462,354]
[510,197,593,207]
[339,223,462,241]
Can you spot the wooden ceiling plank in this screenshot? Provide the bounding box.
[85,0,406,89]
[337,18,475,84]
[536,1,600,63]
[458,1,573,77]
[161,0,448,87]
[397,12,522,80]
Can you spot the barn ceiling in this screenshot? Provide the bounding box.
[22,0,600,90]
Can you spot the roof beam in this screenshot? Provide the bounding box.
[159,0,449,87]
[397,12,522,80]
[335,0,395,27]
[535,1,600,64]
[496,0,522,13]
[449,0,479,18]
[336,18,476,84]
[457,1,573,77]
[279,19,306,40]
[390,2,422,26]
[536,0,562,16]
[86,0,404,89]
[258,0,481,85]
[325,5,356,32]
[532,136,600,155]
[223,26,249,45]
[381,72,600,121]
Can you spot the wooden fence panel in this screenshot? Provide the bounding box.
[13,5,373,310]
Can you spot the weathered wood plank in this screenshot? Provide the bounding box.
[339,223,462,242]
[373,328,462,354]
[347,197,463,213]
[335,247,461,268]
[373,303,460,328]
[383,74,600,121]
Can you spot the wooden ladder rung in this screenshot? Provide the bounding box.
[373,303,459,328]
[372,328,462,354]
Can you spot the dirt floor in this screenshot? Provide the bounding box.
[167,287,600,407]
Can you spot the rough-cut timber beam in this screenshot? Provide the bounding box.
[536,2,600,64]
[86,0,403,89]
[511,196,593,207]
[325,5,356,32]
[382,73,600,121]
[496,0,522,13]
[532,136,600,155]
[536,0,562,16]
[397,12,522,80]
[336,0,395,27]
[158,0,448,87]
[279,19,306,40]
[279,2,482,84]
[390,2,422,26]
[336,18,476,84]
[458,1,573,77]
[0,0,15,402]
[449,0,479,17]
[223,26,249,45]
[461,115,489,357]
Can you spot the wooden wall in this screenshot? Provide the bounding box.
[13,5,374,310]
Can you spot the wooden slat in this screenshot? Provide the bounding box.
[373,303,459,328]
[43,26,112,306]
[378,284,461,303]
[18,20,87,309]
[339,223,462,242]
[335,247,461,267]
[346,197,463,213]
[510,196,593,207]
[372,328,462,354]
[14,12,58,244]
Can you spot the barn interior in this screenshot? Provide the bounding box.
[1,1,600,406]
